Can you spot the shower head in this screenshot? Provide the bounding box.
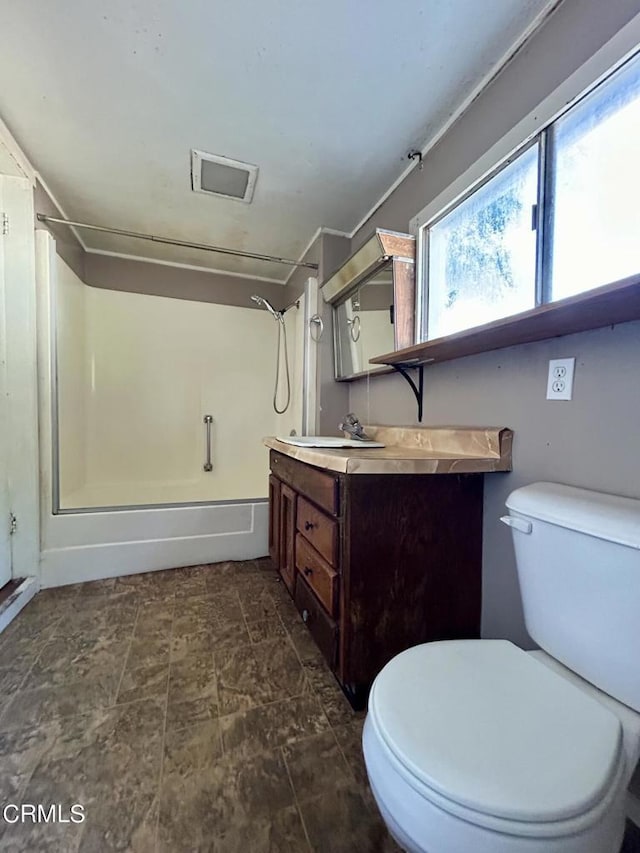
[250,294,280,320]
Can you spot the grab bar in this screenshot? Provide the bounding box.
[203,415,213,472]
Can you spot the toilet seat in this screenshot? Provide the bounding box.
[367,640,626,841]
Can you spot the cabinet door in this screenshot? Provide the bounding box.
[268,475,281,565]
[278,483,297,594]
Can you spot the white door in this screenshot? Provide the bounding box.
[0,174,39,585]
[0,195,12,587]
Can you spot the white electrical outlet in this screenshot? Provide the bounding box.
[546,358,575,400]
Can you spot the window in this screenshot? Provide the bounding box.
[420,49,640,341]
[549,55,640,300]
[427,144,539,339]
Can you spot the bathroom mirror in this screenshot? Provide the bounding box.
[333,262,395,378]
[322,229,416,380]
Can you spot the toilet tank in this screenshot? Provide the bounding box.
[503,482,640,712]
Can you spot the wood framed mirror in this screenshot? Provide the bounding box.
[322,229,416,380]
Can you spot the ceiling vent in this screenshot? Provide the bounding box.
[191,149,258,203]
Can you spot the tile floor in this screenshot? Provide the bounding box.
[0,559,639,853]
[0,559,398,852]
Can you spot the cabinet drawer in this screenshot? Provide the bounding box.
[295,534,338,617]
[270,451,339,515]
[294,575,338,670]
[296,497,338,565]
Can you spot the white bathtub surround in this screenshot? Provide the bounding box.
[53,253,302,509]
[39,500,268,588]
[0,176,40,587]
[35,230,304,587]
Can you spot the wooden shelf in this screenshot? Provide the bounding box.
[370,273,640,367]
[335,365,395,383]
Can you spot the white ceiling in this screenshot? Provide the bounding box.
[0,0,557,282]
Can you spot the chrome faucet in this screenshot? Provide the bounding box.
[339,413,371,441]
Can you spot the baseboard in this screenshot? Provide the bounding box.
[0,577,39,633]
[40,501,269,587]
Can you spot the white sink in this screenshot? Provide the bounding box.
[276,436,385,449]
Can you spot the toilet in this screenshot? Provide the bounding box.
[363,482,640,853]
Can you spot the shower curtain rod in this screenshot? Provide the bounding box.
[35,214,319,270]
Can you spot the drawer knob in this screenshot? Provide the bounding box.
[304,521,315,531]
[302,609,310,623]
[303,566,313,577]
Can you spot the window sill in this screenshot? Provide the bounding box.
[369,273,640,368]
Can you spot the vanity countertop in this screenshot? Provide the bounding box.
[263,425,513,475]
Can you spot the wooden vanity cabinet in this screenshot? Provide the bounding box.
[268,449,484,708]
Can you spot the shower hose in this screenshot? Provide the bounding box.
[273,315,291,414]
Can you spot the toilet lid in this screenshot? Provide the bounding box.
[369,640,622,824]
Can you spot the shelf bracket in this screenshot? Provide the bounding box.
[391,363,424,422]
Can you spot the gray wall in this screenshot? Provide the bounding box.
[34,178,288,310]
[286,232,352,435]
[318,234,351,434]
[348,0,640,644]
[85,252,288,310]
[352,0,640,247]
[34,180,86,281]
[351,322,640,646]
